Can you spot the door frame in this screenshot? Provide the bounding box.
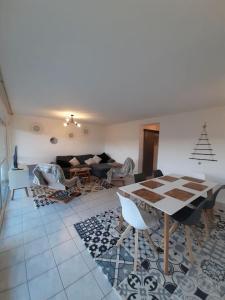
[138,123,160,174]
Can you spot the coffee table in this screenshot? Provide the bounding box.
[69,167,91,183]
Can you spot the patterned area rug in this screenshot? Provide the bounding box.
[74,206,225,299]
[29,177,113,208]
[30,186,57,208]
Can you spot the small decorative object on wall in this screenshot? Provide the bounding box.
[83,128,89,135]
[68,132,74,138]
[31,123,42,133]
[189,122,217,163]
[50,137,58,144]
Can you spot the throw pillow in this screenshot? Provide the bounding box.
[92,155,102,164]
[34,169,49,186]
[108,158,115,163]
[69,157,80,167]
[57,160,71,168]
[98,152,110,163]
[85,157,95,165]
[42,173,56,185]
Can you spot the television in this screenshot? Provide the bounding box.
[13,145,18,169]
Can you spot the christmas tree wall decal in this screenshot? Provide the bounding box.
[189,123,217,162]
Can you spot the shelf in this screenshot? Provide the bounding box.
[190,124,217,162]
[193,149,213,151]
[189,158,218,161]
[191,153,216,156]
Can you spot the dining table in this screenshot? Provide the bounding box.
[119,174,218,274]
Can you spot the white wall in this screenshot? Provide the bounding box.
[12,108,225,183]
[12,115,105,164]
[105,106,225,186]
[11,107,225,203]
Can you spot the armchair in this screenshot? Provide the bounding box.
[107,157,135,185]
[33,163,79,190]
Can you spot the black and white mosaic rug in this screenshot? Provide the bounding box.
[29,178,113,208]
[30,186,56,208]
[74,206,225,299]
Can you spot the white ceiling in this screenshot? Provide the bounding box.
[0,0,225,124]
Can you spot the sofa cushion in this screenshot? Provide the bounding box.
[56,155,93,166]
[93,155,102,164]
[56,156,73,163]
[108,158,115,163]
[42,173,57,185]
[33,169,49,185]
[85,157,96,165]
[98,152,110,163]
[76,154,93,164]
[57,160,71,168]
[69,157,80,166]
[91,163,112,178]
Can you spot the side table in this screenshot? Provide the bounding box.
[8,165,30,200]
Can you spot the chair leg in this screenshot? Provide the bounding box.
[202,210,209,239]
[134,229,139,271]
[192,225,202,248]
[116,225,132,247]
[143,230,157,252]
[169,223,179,236]
[207,208,215,223]
[185,225,194,264]
[211,208,215,220]
[118,214,124,231]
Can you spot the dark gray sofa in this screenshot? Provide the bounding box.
[56,154,114,179]
[90,163,112,178]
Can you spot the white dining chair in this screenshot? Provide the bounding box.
[116,192,158,271]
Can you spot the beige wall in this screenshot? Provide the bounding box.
[12,115,106,164]
[10,107,225,203]
[104,106,225,183]
[104,106,225,203]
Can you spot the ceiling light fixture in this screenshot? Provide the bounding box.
[63,114,81,128]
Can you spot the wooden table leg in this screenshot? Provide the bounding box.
[203,210,209,239]
[207,189,214,222]
[185,225,194,263]
[163,213,170,274]
[118,214,124,231]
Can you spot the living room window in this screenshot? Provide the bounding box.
[0,118,9,211]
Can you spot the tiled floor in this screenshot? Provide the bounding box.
[2,187,225,300]
[0,187,121,300]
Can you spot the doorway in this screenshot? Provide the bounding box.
[142,125,160,177]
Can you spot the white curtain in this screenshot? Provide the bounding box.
[0,119,9,209]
